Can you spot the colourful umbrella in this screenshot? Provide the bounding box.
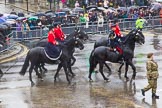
[28,16,38,21]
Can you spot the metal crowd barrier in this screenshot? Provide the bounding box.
[1,17,162,52]
[10,17,162,40]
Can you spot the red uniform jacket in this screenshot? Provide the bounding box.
[53,27,65,41]
[112,25,122,37]
[48,30,57,45]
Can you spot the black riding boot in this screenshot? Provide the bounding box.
[152,93,159,99]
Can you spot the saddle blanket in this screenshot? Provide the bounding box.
[44,43,62,61]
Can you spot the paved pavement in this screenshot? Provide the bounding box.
[0,0,48,14]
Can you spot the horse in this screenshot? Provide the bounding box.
[19,37,84,86]
[89,29,145,82]
[93,29,144,74]
[35,28,88,72]
[0,23,12,47]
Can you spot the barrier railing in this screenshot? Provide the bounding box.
[1,17,162,52]
[10,17,162,39]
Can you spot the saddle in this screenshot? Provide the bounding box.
[44,44,62,61]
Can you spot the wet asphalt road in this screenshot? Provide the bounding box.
[0,30,162,108]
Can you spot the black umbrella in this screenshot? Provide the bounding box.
[117,7,128,12]
[86,5,97,10]
[34,12,46,17]
[96,7,107,11]
[72,7,84,13]
[45,10,54,14]
[45,12,54,17]
[60,8,71,12]
[17,12,25,17]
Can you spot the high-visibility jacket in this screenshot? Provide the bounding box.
[136,18,145,29]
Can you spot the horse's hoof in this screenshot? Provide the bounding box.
[44,70,48,73]
[105,79,111,82]
[107,72,112,77]
[31,82,35,87]
[89,79,93,82]
[132,75,136,80]
[126,77,129,81]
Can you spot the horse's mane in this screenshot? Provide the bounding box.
[123,29,136,44]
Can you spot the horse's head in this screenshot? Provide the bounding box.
[74,37,84,50]
[75,28,88,41]
[133,29,145,45]
[125,29,145,45]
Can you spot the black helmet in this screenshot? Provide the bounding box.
[53,23,58,28]
[114,18,119,24]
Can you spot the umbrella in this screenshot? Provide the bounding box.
[88,8,97,11]
[0,17,6,24]
[104,8,114,13]
[45,12,54,17]
[28,16,38,21]
[150,2,162,11]
[16,17,26,21]
[18,12,25,17]
[34,12,46,17]
[97,7,107,11]
[72,7,84,13]
[8,14,19,19]
[86,5,97,10]
[45,10,54,14]
[117,7,128,12]
[6,19,16,25]
[60,8,71,12]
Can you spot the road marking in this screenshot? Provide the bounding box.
[0,43,28,64]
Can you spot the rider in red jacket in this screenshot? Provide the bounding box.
[53,23,65,42]
[110,19,123,55]
[47,29,58,45]
[109,19,123,63]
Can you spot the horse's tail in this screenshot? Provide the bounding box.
[19,51,30,76]
[89,49,98,72]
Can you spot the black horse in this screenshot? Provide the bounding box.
[0,34,5,46]
[89,29,145,82]
[19,37,84,86]
[0,23,12,45]
[93,29,144,74]
[35,28,88,72]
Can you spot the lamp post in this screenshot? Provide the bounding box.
[5,0,6,5]
[26,0,29,12]
[54,0,56,12]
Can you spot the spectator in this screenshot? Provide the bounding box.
[15,19,22,39]
[104,0,109,9]
[75,1,80,8]
[97,13,104,33]
[97,0,103,7]
[84,13,89,28]
[79,13,86,23]
[22,19,30,38]
[10,9,17,15]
